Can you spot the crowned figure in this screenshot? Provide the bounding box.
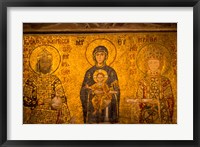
[23,48,71,124]
[136,45,174,124]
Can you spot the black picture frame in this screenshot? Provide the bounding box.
[0,0,199,146]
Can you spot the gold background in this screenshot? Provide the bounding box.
[23,31,177,124]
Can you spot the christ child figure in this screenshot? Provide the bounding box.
[86,71,117,115]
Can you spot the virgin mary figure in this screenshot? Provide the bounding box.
[80,46,120,124]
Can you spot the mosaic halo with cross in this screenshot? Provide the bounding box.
[93,69,108,83]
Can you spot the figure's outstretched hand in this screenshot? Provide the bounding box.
[85,84,89,89]
[85,84,92,90]
[109,90,118,94]
[51,97,63,110]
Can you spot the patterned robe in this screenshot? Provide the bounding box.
[23,74,71,124]
[137,75,174,124]
[80,65,120,124]
[90,82,112,112]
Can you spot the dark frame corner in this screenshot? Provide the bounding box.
[0,0,199,147]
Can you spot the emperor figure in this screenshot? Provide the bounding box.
[23,49,71,124]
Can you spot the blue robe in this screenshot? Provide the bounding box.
[80,65,120,124]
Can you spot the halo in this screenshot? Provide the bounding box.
[136,43,172,75]
[29,45,61,74]
[93,69,108,83]
[85,38,117,66]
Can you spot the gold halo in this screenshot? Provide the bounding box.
[93,69,108,83]
[29,45,61,74]
[136,43,171,75]
[85,38,117,66]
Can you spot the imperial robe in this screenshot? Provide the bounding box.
[137,75,174,124]
[23,74,71,124]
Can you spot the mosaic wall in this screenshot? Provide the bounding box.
[23,25,177,124]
